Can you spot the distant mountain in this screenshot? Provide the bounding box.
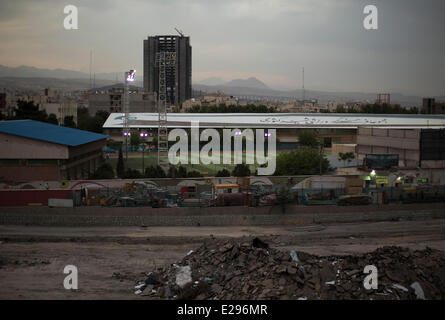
[0,65,142,82]
[225,77,270,90]
[192,84,425,107]
[197,77,225,86]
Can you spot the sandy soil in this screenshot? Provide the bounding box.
[1,220,445,299]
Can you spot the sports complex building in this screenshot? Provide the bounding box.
[103,113,445,171]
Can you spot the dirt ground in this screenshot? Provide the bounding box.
[1,220,445,299]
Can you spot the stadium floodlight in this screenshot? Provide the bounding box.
[126,69,136,82]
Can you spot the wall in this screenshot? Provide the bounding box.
[357,127,421,168]
[0,189,74,206]
[0,133,68,159]
[0,165,59,181]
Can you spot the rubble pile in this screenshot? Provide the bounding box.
[136,238,445,300]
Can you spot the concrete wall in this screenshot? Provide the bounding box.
[0,165,59,181]
[0,133,68,159]
[357,127,421,168]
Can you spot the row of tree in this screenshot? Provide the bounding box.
[186,103,276,113]
[327,103,419,114]
[2,100,109,133]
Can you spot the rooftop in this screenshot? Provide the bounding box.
[0,120,108,147]
[103,113,445,129]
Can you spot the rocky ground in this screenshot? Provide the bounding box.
[1,219,445,299]
[137,237,445,300]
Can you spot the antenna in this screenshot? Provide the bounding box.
[89,50,92,89]
[302,67,305,102]
[174,28,184,37]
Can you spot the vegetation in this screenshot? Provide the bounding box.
[338,152,355,166]
[144,165,166,178]
[116,146,125,178]
[63,115,76,128]
[277,186,292,213]
[130,130,141,146]
[275,148,330,176]
[186,103,276,113]
[124,168,143,179]
[89,163,115,179]
[216,168,231,177]
[232,163,251,177]
[47,113,58,125]
[167,165,203,178]
[13,100,50,122]
[333,103,419,114]
[298,130,318,148]
[77,107,109,133]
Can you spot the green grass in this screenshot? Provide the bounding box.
[105,151,269,175]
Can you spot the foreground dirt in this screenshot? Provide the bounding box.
[1,220,445,299]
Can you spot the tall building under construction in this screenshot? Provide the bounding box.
[143,35,192,105]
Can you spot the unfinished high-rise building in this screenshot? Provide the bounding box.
[143,35,192,105]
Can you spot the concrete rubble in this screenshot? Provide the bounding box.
[135,238,445,300]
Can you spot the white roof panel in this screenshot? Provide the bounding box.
[103,113,445,129]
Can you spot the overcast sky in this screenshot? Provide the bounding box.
[0,0,444,95]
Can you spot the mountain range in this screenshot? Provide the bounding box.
[1,64,443,106]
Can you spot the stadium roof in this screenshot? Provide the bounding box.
[0,120,108,146]
[103,113,445,129]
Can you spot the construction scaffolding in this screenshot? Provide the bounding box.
[156,52,176,167]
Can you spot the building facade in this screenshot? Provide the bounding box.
[143,35,192,105]
[87,89,157,116]
[357,127,445,169]
[0,120,108,181]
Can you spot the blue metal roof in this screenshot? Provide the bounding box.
[0,120,108,147]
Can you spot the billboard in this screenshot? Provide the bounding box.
[365,154,399,168]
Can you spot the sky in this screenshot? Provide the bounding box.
[0,0,444,96]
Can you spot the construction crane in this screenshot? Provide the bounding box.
[174,28,184,37]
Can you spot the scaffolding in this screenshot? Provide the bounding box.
[156,52,176,167]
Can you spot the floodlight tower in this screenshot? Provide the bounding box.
[156,52,176,168]
[123,69,136,162]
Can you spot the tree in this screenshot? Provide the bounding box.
[116,146,125,178]
[130,131,141,146]
[275,148,330,176]
[144,165,166,178]
[124,168,143,179]
[63,115,76,128]
[338,152,355,166]
[14,100,48,122]
[277,186,291,213]
[232,164,251,177]
[298,130,318,148]
[187,170,203,178]
[90,163,115,179]
[177,165,187,178]
[47,113,59,125]
[216,168,231,177]
[76,107,108,133]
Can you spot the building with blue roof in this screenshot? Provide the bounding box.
[0,120,108,181]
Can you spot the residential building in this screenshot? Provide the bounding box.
[87,88,157,116]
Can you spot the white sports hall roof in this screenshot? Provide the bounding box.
[103,113,445,129]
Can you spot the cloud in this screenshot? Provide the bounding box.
[0,0,444,95]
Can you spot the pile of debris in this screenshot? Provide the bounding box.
[134,238,445,300]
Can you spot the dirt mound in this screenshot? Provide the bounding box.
[136,238,445,300]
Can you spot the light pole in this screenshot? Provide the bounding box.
[123,69,136,163]
[140,132,148,175]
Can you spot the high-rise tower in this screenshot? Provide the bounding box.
[143,35,192,105]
